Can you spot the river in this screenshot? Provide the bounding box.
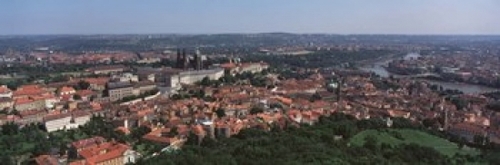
[360,53,499,94]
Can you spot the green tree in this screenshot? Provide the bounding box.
[130,126,152,141]
[215,108,226,118]
[169,127,178,137]
[458,137,467,149]
[200,76,211,86]
[249,107,264,115]
[310,93,322,102]
[73,94,82,100]
[451,97,468,110]
[363,135,378,151]
[473,135,487,145]
[1,122,19,135]
[75,80,91,90]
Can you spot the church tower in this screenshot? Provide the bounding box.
[194,48,202,70]
[182,48,188,70]
[336,77,343,102]
[176,48,182,68]
[440,98,449,130]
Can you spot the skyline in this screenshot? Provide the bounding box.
[1,0,499,35]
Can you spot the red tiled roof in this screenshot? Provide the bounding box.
[13,85,46,97]
[387,109,410,118]
[83,77,109,85]
[14,97,34,105]
[78,142,129,164]
[20,109,46,117]
[44,112,72,121]
[142,127,178,144]
[450,123,486,135]
[115,126,130,135]
[71,136,106,150]
[76,90,95,97]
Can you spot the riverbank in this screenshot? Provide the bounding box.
[359,53,500,94]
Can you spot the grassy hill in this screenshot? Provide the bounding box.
[350,129,479,157]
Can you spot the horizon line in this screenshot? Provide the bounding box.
[2,32,500,37]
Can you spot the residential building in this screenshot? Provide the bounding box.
[238,62,268,74]
[70,136,107,152]
[448,123,487,142]
[71,142,139,165]
[107,82,134,102]
[75,90,96,101]
[112,73,139,82]
[18,109,47,125]
[84,77,109,91]
[0,97,13,110]
[73,111,91,127]
[13,84,48,100]
[136,57,161,64]
[59,86,76,96]
[142,127,180,145]
[44,111,91,132]
[133,81,157,95]
[44,113,72,132]
[14,97,46,111]
[44,94,59,109]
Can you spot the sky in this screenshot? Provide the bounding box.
[0,0,499,35]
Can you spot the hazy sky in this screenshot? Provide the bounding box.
[1,0,499,35]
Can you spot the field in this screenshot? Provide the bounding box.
[349,129,479,157]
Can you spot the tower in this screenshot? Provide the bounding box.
[182,49,188,70]
[336,77,343,102]
[441,98,449,130]
[194,52,200,70]
[176,48,182,68]
[194,48,202,70]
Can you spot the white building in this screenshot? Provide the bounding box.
[238,63,268,74]
[44,96,59,109]
[0,85,12,98]
[114,73,139,82]
[178,68,224,85]
[44,114,72,132]
[123,149,141,164]
[0,97,13,110]
[44,111,91,132]
[73,111,91,126]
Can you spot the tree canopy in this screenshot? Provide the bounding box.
[138,113,484,165]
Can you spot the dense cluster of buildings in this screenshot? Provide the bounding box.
[4,45,500,165]
[7,59,497,164]
[0,49,269,131]
[387,54,500,87]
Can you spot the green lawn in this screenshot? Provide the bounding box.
[349,129,479,157]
